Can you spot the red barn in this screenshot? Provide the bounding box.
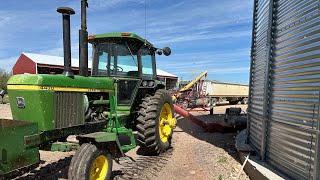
[13,53,83,75]
[12,52,178,90]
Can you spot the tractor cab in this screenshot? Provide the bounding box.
[89,32,157,80]
[89,32,171,105]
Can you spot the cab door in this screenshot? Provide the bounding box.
[117,78,140,106]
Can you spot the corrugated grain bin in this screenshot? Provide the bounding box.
[248,0,320,179]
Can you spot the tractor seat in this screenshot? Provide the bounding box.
[127,71,139,77]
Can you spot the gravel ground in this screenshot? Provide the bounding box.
[0,103,249,180]
[0,104,12,119]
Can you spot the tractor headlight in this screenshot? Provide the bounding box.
[148,81,154,87]
[142,80,148,87]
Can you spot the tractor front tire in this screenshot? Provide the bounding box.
[137,89,175,155]
[68,143,112,180]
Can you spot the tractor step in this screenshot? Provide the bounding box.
[115,127,137,151]
[120,144,136,151]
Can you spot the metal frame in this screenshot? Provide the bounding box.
[175,80,211,112]
[247,0,258,143]
[260,0,275,161]
[314,90,320,180]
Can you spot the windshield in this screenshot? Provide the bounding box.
[91,41,156,78]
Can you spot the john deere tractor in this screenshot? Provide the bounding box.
[0,1,176,179]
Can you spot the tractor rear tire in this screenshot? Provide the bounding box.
[136,89,175,155]
[68,143,112,180]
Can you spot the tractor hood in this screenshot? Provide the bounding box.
[7,74,115,91]
[7,74,115,131]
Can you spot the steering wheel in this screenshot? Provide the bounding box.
[116,65,123,72]
[106,65,123,72]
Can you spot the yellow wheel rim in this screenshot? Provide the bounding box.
[159,103,173,143]
[90,155,108,180]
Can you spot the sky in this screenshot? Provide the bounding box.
[0,0,253,84]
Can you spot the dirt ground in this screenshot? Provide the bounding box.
[0,103,249,180]
[0,104,11,119]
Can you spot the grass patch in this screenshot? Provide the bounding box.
[218,156,228,164]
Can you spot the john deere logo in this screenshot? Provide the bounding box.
[16,97,25,108]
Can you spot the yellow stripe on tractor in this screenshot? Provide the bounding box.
[7,85,113,93]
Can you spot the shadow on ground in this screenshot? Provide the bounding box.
[14,157,72,180]
[176,114,245,162]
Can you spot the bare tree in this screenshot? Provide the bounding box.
[0,69,11,91]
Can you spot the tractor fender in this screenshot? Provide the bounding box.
[156,83,165,90]
[77,132,124,158]
[154,79,165,90]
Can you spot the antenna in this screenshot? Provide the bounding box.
[144,0,147,45]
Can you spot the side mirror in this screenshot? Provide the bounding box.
[163,47,171,56]
[156,49,162,55]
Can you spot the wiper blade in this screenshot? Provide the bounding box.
[125,42,138,66]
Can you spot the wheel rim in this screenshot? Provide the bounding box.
[90,155,108,180]
[159,103,173,143]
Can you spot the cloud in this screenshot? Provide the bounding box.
[156,47,251,82]
[154,30,251,44]
[0,9,60,52]
[0,15,13,27]
[0,0,253,84]
[88,0,144,9]
[170,2,186,9]
[157,48,250,68]
[174,67,250,75]
[0,56,18,72]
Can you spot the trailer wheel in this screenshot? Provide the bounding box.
[241,98,248,104]
[209,99,216,115]
[136,89,175,154]
[210,98,217,107]
[68,143,112,180]
[229,100,240,105]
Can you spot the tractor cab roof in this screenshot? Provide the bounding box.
[88,32,153,47]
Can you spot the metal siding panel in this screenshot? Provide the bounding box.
[249,0,270,152]
[266,153,307,179]
[264,0,320,179]
[249,116,263,152]
[266,122,316,179]
[248,0,271,159]
[249,0,320,179]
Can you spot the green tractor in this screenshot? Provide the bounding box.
[0,1,176,180]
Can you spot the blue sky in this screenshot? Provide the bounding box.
[0,0,253,84]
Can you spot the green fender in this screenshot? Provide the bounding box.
[77,132,124,157]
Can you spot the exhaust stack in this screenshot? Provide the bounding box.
[57,7,75,77]
[79,0,88,76]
